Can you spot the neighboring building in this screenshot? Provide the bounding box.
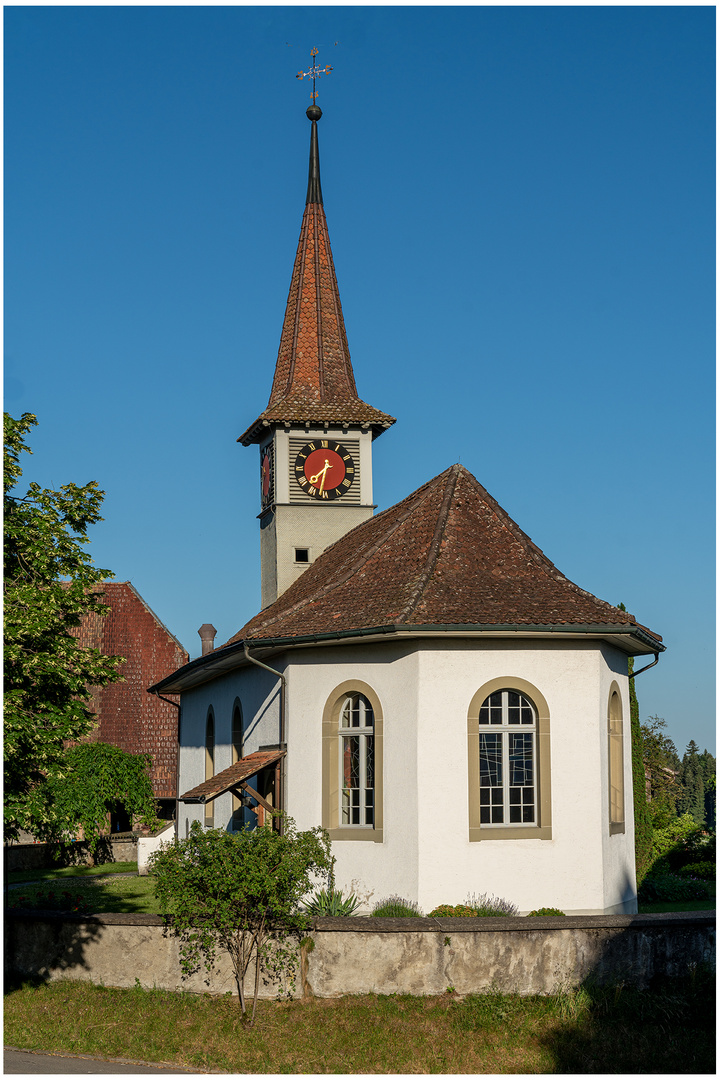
[78,581,188,825]
[151,103,664,914]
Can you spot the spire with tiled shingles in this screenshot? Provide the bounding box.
[238,105,395,446]
[224,465,664,648]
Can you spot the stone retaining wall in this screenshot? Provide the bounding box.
[5,911,714,998]
[4,837,138,873]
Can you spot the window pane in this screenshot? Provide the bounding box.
[366,735,374,788]
[480,733,502,787]
[365,788,374,826]
[343,736,359,789]
[509,732,534,786]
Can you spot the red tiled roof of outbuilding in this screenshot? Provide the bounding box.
[238,107,395,446]
[224,465,662,646]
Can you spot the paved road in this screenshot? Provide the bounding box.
[4,1048,209,1074]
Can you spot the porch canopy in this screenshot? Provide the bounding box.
[180,749,285,821]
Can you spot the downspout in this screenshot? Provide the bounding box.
[628,653,660,679]
[149,689,181,833]
[243,643,287,832]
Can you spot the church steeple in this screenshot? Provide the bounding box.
[238,106,395,447]
[243,96,395,609]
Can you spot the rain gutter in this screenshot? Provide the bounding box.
[242,643,287,830]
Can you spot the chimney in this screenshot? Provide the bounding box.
[198,623,217,656]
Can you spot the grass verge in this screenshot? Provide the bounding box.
[4,972,715,1074]
[8,862,138,886]
[638,897,715,914]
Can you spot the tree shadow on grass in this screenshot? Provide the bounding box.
[537,967,716,1074]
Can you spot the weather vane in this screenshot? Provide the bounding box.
[296,47,333,102]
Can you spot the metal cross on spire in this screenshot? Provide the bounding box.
[296,47,333,102]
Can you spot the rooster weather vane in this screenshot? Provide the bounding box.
[296,47,333,102]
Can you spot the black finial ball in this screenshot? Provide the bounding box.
[306,105,322,122]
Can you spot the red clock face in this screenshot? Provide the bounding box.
[294,441,355,500]
[260,447,273,506]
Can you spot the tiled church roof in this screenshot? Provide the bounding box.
[224,465,662,646]
[238,107,395,446]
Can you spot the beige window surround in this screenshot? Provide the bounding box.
[322,680,383,843]
[608,682,625,835]
[467,676,552,841]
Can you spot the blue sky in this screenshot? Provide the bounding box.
[5,6,715,755]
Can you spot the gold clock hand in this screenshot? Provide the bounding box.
[310,460,332,491]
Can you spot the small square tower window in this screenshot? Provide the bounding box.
[295,548,310,563]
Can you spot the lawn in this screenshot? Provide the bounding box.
[4,974,714,1073]
[7,862,138,886]
[6,874,159,914]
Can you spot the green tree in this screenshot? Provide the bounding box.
[678,741,706,827]
[640,716,679,829]
[4,412,123,840]
[25,742,159,851]
[627,652,653,881]
[150,818,333,1023]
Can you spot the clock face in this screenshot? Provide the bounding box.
[260,446,274,507]
[293,440,355,500]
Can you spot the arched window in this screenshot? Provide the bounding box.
[204,709,215,827]
[467,678,552,841]
[608,687,625,834]
[322,682,383,842]
[231,702,244,829]
[340,693,375,827]
[479,689,537,826]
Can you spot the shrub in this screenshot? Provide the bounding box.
[676,861,715,881]
[371,896,423,917]
[429,893,518,918]
[638,872,712,904]
[429,904,477,917]
[149,818,333,1023]
[303,887,360,916]
[467,892,518,917]
[650,813,703,872]
[526,907,566,917]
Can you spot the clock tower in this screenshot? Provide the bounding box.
[238,104,395,608]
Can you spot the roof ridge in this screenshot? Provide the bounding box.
[240,471,451,641]
[396,464,460,623]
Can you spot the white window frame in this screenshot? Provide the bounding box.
[478,689,537,828]
[339,693,375,828]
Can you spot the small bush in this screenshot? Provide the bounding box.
[467,891,518,917]
[526,907,566,917]
[638,872,712,904]
[303,887,360,916]
[429,893,518,918]
[371,895,423,917]
[429,904,477,917]
[676,861,715,881]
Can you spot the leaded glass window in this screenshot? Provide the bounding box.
[479,689,537,826]
[340,693,374,827]
[608,691,624,827]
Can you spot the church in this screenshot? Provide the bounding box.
[150,101,664,915]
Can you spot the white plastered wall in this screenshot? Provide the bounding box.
[177,664,282,840]
[176,636,637,914]
[598,643,638,914]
